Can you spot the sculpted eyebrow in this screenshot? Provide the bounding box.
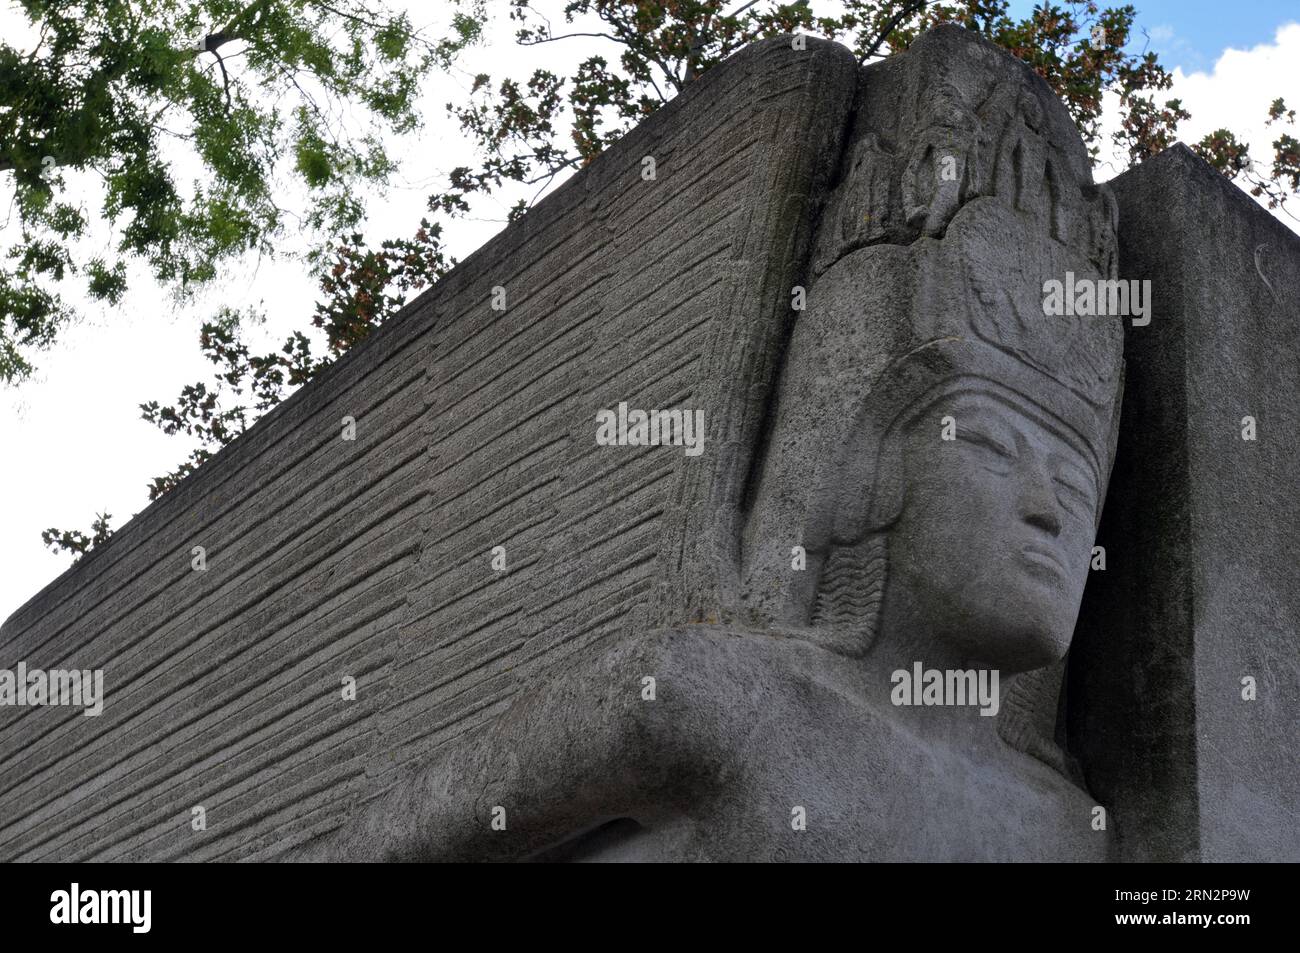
[953,407,1019,449]
[1053,456,1096,494]
[960,427,1015,455]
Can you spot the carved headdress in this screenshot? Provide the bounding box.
[738,26,1125,656]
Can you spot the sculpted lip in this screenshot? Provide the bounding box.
[1018,543,1067,576]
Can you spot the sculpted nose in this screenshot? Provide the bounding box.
[1024,505,1061,537]
[1020,461,1062,537]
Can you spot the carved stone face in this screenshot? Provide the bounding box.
[885,387,1099,673]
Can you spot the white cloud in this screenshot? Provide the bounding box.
[1095,20,1300,239]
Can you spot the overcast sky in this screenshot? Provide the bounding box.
[3,1,1299,624]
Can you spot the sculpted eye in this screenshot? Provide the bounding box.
[958,429,1015,459]
[1054,475,1091,512]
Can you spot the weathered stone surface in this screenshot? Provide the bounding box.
[0,35,857,861]
[297,626,1106,862]
[298,24,1134,862]
[1071,143,1300,863]
[2,25,1295,864]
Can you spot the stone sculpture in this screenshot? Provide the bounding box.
[296,25,1133,862]
[4,25,1295,864]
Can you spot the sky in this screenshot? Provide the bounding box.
[2,0,1300,623]
[1006,0,1300,74]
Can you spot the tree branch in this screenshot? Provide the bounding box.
[212,48,233,110]
[518,32,622,46]
[861,0,931,64]
[210,0,275,50]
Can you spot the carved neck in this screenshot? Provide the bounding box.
[858,573,1014,751]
